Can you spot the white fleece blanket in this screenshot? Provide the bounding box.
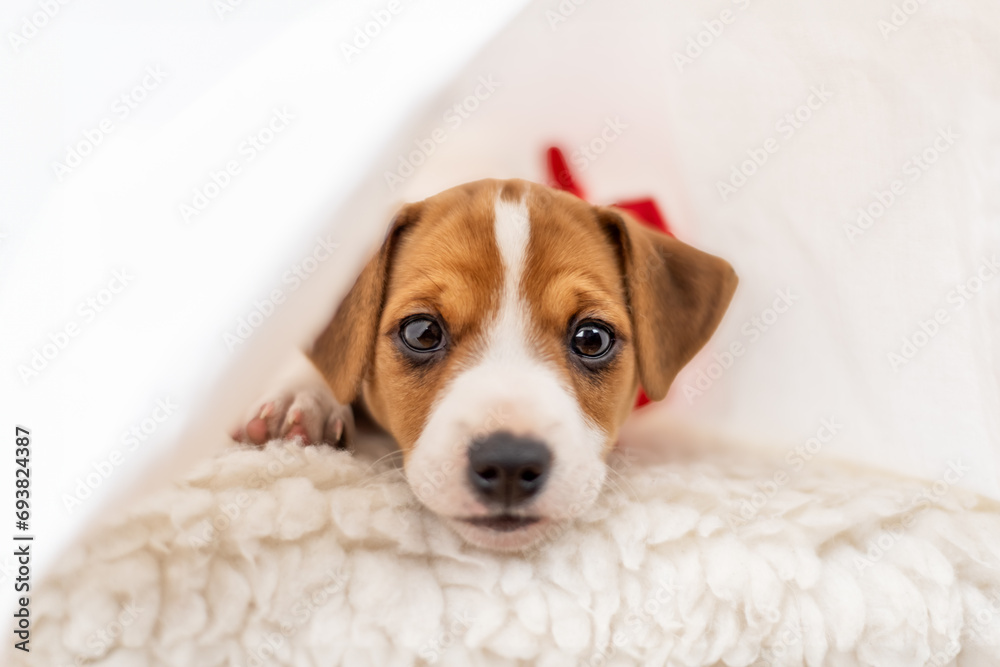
[16,424,1000,667]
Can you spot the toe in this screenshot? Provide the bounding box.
[286,423,311,444]
[246,417,270,445]
[282,408,318,445]
[281,397,325,444]
[324,417,345,447]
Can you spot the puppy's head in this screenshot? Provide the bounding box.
[310,179,736,550]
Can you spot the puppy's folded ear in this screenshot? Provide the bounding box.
[597,207,738,401]
[308,202,423,404]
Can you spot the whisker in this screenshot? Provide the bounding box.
[362,449,405,474]
[603,465,641,503]
[358,467,408,492]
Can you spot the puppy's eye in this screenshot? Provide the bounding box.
[571,321,614,358]
[400,316,445,352]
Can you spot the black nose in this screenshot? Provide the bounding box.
[467,432,552,507]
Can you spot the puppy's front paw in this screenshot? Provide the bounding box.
[231,389,353,447]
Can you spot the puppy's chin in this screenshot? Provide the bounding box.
[447,517,560,552]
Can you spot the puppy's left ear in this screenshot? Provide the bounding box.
[308,202,423,404]
[597,207,738,401]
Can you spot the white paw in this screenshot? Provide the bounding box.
[231,388,353,447]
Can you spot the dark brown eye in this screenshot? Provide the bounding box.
[571,322,614,358]
[400,316,444,352]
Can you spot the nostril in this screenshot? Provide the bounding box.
[476,466,499,482]
[520,468,540,483]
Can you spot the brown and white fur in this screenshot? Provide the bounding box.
[233,179,737,550]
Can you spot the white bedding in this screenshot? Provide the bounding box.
[13,431,1000,666]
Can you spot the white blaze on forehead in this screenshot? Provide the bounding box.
[405,189,607,522]
[494,195,530,289]
[490,194,532,362]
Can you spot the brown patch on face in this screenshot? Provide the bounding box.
[362,180,506,451]
[521,186,639,448]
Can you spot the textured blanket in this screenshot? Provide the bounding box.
[16,427,1000,667]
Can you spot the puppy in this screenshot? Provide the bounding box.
[233,179,737,550]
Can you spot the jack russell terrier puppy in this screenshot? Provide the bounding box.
[232,178,737,550]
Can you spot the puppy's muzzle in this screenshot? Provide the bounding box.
[467,432,551,507]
